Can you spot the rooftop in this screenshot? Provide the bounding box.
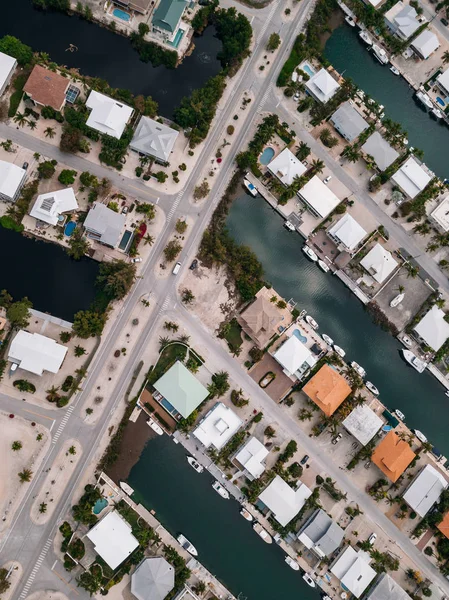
[371,431,416,482]
[431,196,449,232]
[330,101,369,142]
[8,330,68,376]
[0,52,16,91]
[306,68,340,103]
[273,335,316,378]
[298,509,344,557]
[438,511,449,539]
[331,546,376,598]
[403,464,448,517]
[361,132,399,172]
[234,436,269,479]
[30,188,78,226]
[391,156,432,199]
[154,361,209,419]
[385,2,420,38]
[84,201,126,248]
[131,558,175,600]
[360,243,398,283]
[238,287,284,348]
[86,90,133,139]
[342,404,383,446]
[328,213,367,252]
[267,148,307,187]
[437,66,449,92]
[86,511,139,570]
[152,0,188,32]
[411,29,440,58]
[130,117,179,163]
[302,364,351,417]
[0,160,26,199]
[366,573,412,600]
[298,175,341,219]
[413,304,449,352]
[193,402,242,450]
[259,475,312,527]
[24,65,69,111]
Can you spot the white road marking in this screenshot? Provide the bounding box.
[19,538,52,599]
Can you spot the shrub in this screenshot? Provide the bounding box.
[38,161,56,179]
[227,125,234,135]
[13,379,36,393]
[58,169,77,185]
[253,412,263,423]
[61,375,74,393]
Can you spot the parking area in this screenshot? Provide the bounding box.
[249,354,293,402]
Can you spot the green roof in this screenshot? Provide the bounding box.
[152,0,188,33]
[154,361,208,418]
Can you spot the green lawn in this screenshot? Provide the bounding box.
[225,318,243,350]
[8,73,28,118]
[147,343,187,386]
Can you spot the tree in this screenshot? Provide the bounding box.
[138,22,150,37]
[310,158,325,174]
[0,36,33,66]
[67,228,89,260]
[96,260,136,301]
[342,145,361,163]
[144,233,154,246]
[320,128,338,148]
[12,440,22,451]
[7,297,32,328]
[72,310,107,338]
[264,425,276,438]
[208,370,230,398]
[60,125,83,153]
[193,581,206,595]
[443,50,449,64]
[68,445,76,455]
[18,468,33,483]
[193,180,210,200]
[44,127,56,139]
[77,571,102,596]
[58,169,77,185]
[164,240,182,262]
[181,288,195,304]
[46,385,60,402]
[37,160,56,179]
[39,502,47,513]
[0,568,11,595]
[266,32,281,51]
[176,219,188,234]
[74,345,86,357]
[296,141,310,161]
[28,120,37,130]
[13,112,27,127]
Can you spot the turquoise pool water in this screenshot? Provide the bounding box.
[113,8,130,21]
[118,230,132,251]
[64,222,76,237]
[259,147,275,165]
[169,28,185,49]
[92,498,108,515]
[299,61,315,77]
[293,329,307,344]
[436,97,446,107]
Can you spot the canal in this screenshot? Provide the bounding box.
[324,24,449,180]
[0,227,98,321]
[2,0,222,118]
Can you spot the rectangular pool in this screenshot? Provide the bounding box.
[118,230,133,251]
[113,8,130,21]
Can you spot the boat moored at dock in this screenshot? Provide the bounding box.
[240,508,253,521]
[177,534,198,556]
[359,30,373,45]
[318,259,330,273]
[213,480,230,499]
[285,556,300,570]
[333,345,346,358]
[366,381,379,395]
[372,44,389,64]
[302,245,318,262]
[243,178,258,197]
[351,361,366,378]
[402,349,427,373]
[187,456,204,473]
[284,220,295,232]
[305,315,319,330]
[253,522,272,543]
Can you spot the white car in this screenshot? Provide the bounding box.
[324,175,332,184]
[368,533,377,545]
[131,257,142,263]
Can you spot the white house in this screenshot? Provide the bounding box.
[391,156,432,199]
[84,202,126,248]
[329,101,369,142]
[298,176,341,219]
[411,29,440,59]
[328,213,367,253]
[86,90,133,139]
[403,464,448,517]
[366,574,412,600]
[273,335,316,379]
[384,2,420,40]
[361,132,399,172]
[297,509,344,557]
[331,546,376,598]
[130,116,179,165]
[431,196,449,233]
[342,404,383,446]
[437,67,449,96]
[0,52,17,96]
[30,188,78,226]
[259,475,312,527]
[86,511,139,570]
[0,160,26,202]
[306,68,340,104]
[233,436,269,480]
[8,330,68,376]
[266,148,307,187]
[193,402,242,451]
[360,243,398,283]
[413,304,449,352]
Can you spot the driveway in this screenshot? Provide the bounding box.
[249,354,293,401]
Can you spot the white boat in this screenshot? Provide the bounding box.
[253,522,272,543]
[366,381,379,395]
[285,556,300,570]
[243,178,258,197]
[318,259,330,273]
[416,91,433,111]
[394,409,405,421]
[302,573,316,588]
[147,417,164,435]
[240,508,253,521]
[372,44,389,64]
[351,361,366,378]
[212,480,230,499]
[402,335,412,347]
[284,220,295,232]
[413,429,427,443]
[177,534,198,556]
[359,30,373,45]
[119,481,134,496]
[302,245,318,262]
[333,345,346,358]
[390,66,400,76]
[322,334,334,346]
[305,315,319,330]
[187,456,204,473]
[390,293,405,308]
[345,15,356,26]
[402,349,427,373]
[432,107,443,119]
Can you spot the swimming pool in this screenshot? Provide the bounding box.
[119,230,133,251]
[436,96,446,107]
[259,147,275,165]
[292,329,307,344]
[169,28,185,49]
[113,8,130,21]
[299,61,315,78]
[92,498,108,515]
[64,222,76,237]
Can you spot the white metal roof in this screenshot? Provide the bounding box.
[131,557,175,600]
[273,335,316,377]
[86,90,133,139]
[431,196,449,232]
[306,68,340,103]
[391,156,432,199]
[130,116,178,162]
[403,464,448,517]
[86,510,139,570]
[414,305,449,351]
[0,160,25,200]
[30,188,78,226]
[8,330,68,376]
[342,405,383,446]
[367,573,412,600]
[259,475,312,526]
[0,52,16,94]
[330,101,369,142]
[331,547,376,598]
[360,243,398,283]
[84,201,126,247]
[267,148,307,186]
[411,29,440,59]
[193,402,242,450]
[437,67,449,94]
[299,176,341,219]
[234,436,269,479]
[328,213,367,251]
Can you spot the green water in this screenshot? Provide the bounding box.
[324,25,449,180]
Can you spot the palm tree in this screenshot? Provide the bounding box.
[28,120,37,130]
[181,288,195,305]
[296,141,310,161]
[443,50,449,64]
[310,159,325,175]
[39,502,47,514]
[11,441,22,451]
[143,234,154,246]
[178,334,190,344]
[13,112,27,127]
[46,385,60,402]
[38,52,50,64]
[18,469,33,483]
[158,336,170,352]
[342,145,361,163]
[386,494,397,505]
[44,127,56,139]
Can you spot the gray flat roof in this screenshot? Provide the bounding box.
[130,116,179,163]
[366,573,411,600]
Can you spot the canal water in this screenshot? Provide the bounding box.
[3,0,222,117]
[128,434,319,600]
[0,227,98,321]
[324,24,449,180]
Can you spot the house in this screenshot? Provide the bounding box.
[391,156,432,199]
[266,148,307,187]
[384,2,420,40]
[361,0,386,9]
[403,464,448,517]
[152,0,189,43]
[0,160,26,202]
[85,90,133,139]
[273,335,317,379]
[153,360,208,420]
[29,188,78,226]
[437,67,449,96]
[0,52,17,96]
[302,364,351,417]
[112,0,153,14]
[361,132,399,172]
[259,475,312,527]
[342,404,383,446]
[84,202,126,248]
[297,509,344,557]
[86,511,139,570]
[8,330,68,376]
[371,431,415,482]
[330,546,376,598]
[298,176,341,219]
[366,573,412,600]
[437,511,449,538]
[23,65,70,111]
[237,287,284,348]
[131,558,175,600]
[411,29,440,59]
[360,243,398,283]
[173,588,201,600]
[413,304,449,352]
[328,213,367,253]
[193,402,242,450]
[130,116,179,165]
[329,101,369,142]
[431,196,449,232]
[233,436,269,480]
[306,68,340,104]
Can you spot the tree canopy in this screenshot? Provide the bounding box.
[0,36,33,66]
[96,260,136,301]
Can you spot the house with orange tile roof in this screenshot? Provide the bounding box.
[371,431,415,482]
[302,364,351,417]
[24,65,70,112]
[437,512,449,539]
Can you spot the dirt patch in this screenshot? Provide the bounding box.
[319,8,345,48]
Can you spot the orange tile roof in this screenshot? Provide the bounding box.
[371,431,415,482]
[302,364,351,417]
[24,65,69,111]
[438,512,449,539]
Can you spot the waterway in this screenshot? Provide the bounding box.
[2,0,222,117]
[324,24,449,180]
[0,227,98,321]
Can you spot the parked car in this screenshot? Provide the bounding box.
[190,259,198,270]
[368,533,377,545]
[10,363,18,372]
[441,17,449,25]
[324,175,332,184]
[172,262,181,275]
[22,162,29,170]
[131,257,142,263]
[122,206,129,215]
[300,455,309,465]
[332,433,343,445]
[364,460,371,469]
[293,92,301,101]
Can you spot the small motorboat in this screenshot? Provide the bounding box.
[359,30,373,45]
[212,480,230,499]
[366,381,379,395]
[284,220,295,232]
[318,259,330,273]
[253,522,272,543]
[390,66,400,76]
[402,349,427,373]
[119,481,134,496]
[305,315,319,330]
[322,334,334,346]
[285,556,300,571]
[413,429,427,443]
[147,417,164,435]
[402,335,412,347]
[431,107,443,119]
[302,245,318,262]
[302,573,316,588]
[390,293,404,308]
[177,534,198,556]
[372,44,389,65]
[243,178,258,197]
[333,345,346,358]
[187,456,204,473]
[351,361,366,378]
[240,508,253,521]
[394,409,405,421]
[345,15,356,26]
[416,90,433,111]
